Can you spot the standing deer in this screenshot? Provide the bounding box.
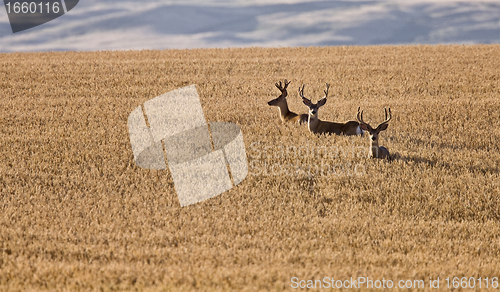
[357,108,392,159]
[300,83,362,136]
[268,79,308,125]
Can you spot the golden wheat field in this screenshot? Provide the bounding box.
[1,45,500,291]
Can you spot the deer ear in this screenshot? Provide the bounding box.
[359,124,369,131]
[378,123,389,131]
[302,98,311,106]
[317,98,327,107]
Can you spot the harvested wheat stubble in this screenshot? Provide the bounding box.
[1,45,500,291]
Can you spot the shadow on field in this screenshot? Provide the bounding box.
[391,152,499,175]
[391,152,441,167]
[390,133,500,153]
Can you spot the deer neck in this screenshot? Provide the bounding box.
[369,140,380,157]
[308,115,320,132]
[277,101,291,121]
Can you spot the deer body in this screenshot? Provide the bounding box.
[271,100,308,124]
[369,141,390,159]
[357,108,392,159]
[268,80,308,125]
[307,116,362,136]
[300,83,362,136]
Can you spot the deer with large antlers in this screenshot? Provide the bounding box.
[268,79,308,125]
[300,83,362,136]
[357,108,392,159]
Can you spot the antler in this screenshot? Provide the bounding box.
[284,79,291,90]
[275,79,291,93]
[380,108,392,126]
[357,107,368,126]
[298,84,306,99]
[324,83,330,99]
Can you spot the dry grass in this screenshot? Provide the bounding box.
[1,45,500,291]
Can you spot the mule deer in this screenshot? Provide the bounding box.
[300,83,362,136]
[268,79,308,125]
[357,108,392,159]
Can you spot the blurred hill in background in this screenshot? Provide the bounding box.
[0,0,499,52]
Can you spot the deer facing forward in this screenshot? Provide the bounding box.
[300,83,362,136]
[268,79,308,125]
[357,108,392,159]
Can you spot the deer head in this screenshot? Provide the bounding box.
[300,83,329,119]
[268,79,291,106]
[357,108,391,145]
